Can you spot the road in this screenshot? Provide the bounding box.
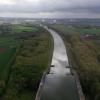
[40,26,80,100]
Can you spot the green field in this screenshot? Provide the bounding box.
[0,35,17,96]
[0,25,53,100]
[50,25,74,34]
[2,31,52,100]
[77,28,100,35]
[0,36,17,47]
[51,24,100,35]
[12,25,39,33]
[0,48,15,75]
[0,36,17,76]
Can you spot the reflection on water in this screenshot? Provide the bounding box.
[40,26,79,100]
[47,28,70,75]
[41,74,79,100]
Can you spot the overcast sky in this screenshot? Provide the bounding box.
[0,0,100,18]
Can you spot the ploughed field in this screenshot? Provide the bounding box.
[0,24,52,100]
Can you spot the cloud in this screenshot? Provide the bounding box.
[0,0,100,18]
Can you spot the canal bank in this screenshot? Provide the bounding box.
[35,26,85,100]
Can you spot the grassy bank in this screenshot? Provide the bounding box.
[0,25,53,100]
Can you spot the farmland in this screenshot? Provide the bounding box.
[0,47,15,76]
[12,25,39,33]
[0,35,17,95]
[76,28,100,35]
[49,24,100,100]
[0,24,53,100]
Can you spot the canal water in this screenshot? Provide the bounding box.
[40,26,79,100]
[48,29,70,75]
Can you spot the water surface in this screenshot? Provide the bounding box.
[40,26,79,100]
[47,27,70,75]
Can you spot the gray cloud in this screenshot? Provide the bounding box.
[0,0,100,18]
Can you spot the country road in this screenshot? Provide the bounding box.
[39,26,80,100]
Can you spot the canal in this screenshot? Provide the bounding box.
[40,26,80,100]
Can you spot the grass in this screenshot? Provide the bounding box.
[0,36,17,47]
[0,48,15,76]
[18,91,35,100]
[0,24,53,100]
[77,28,100,35]
[0,35,18,96]
[50,25,74,34]
[12,25,39,33]
[0,36,17,79]
[1,27,53,100]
